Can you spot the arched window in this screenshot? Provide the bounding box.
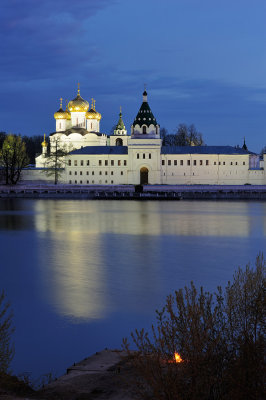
[143,126,147,134]
[116,138,123,146]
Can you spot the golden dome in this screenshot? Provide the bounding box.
[54,98,68,120]
[86,98,102,121]
[68,84,89,112]
[41,134,47,147]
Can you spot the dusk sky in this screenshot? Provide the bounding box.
[1,0,266,151]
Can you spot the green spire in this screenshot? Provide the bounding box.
[115,107,126,130]
[242,137,248,151]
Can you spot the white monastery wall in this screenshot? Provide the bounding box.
[61,152,265,185]
[65,155,129,185]
[21,169,56,184]
[160,154,256,185]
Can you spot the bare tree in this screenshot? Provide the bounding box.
[42,137,70,185]
[174,123,204,146]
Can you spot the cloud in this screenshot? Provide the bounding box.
[0,0,116,82]
[0,0,265,151]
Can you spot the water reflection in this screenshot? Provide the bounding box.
[31,200,266,321]
[1,199,265,378]
[37,230,107,320]
[0,199,35,231]
[34,200,253,237]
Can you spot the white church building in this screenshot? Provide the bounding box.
[35,86,266,185]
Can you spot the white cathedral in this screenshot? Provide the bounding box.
[34,85,266,185]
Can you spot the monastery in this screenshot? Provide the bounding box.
[33,85,266,185]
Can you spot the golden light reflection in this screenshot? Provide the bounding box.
[34,200,257,320]
[37,227,107,320]
[34,200,251,238]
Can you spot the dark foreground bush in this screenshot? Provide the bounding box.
[123,254,265,400]
[0,372,34,396]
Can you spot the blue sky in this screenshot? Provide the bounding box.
[0,0,265,151]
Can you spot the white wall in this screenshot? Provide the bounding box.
[65,155,129,185]
[127,143,161,184]
[20,169,56,184]
[109,135,129,146]
[56,119,67,132]
[86,118,100,132]
[131,124,160,137]
[50,132,107,154]
[71,112,86,128]
[160,153,265,185]
[61,151,266,186]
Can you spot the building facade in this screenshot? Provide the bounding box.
[35,86,266,185]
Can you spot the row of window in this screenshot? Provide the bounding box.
[68,159,127,167]
[69,180,114,184]
[162,160,246,166]
[69,171,124,176]
[137,153,152,159]
[68,158,246,167]
[163,170,247,177]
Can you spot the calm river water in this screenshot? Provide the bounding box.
[0,199,265,379]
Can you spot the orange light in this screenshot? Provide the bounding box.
[174,352,183,363]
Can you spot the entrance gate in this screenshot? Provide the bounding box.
[140,167,148,184]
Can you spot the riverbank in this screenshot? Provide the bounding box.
[0,184,266,200]
[0,349,136,400]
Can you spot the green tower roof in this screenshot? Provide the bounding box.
[115,109,126,130]
[132,91,158,127]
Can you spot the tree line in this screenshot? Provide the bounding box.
[161,123,204,146]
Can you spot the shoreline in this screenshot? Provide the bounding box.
[0,184,266,200]
[0,349,135,400]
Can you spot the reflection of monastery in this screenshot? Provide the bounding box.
[34,85,266,185]
[34,200,252,319]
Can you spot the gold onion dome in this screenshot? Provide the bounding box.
[54,98,67,120]
[86,98,102,121]
[68,84,89,112]
[41,134,47,147]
